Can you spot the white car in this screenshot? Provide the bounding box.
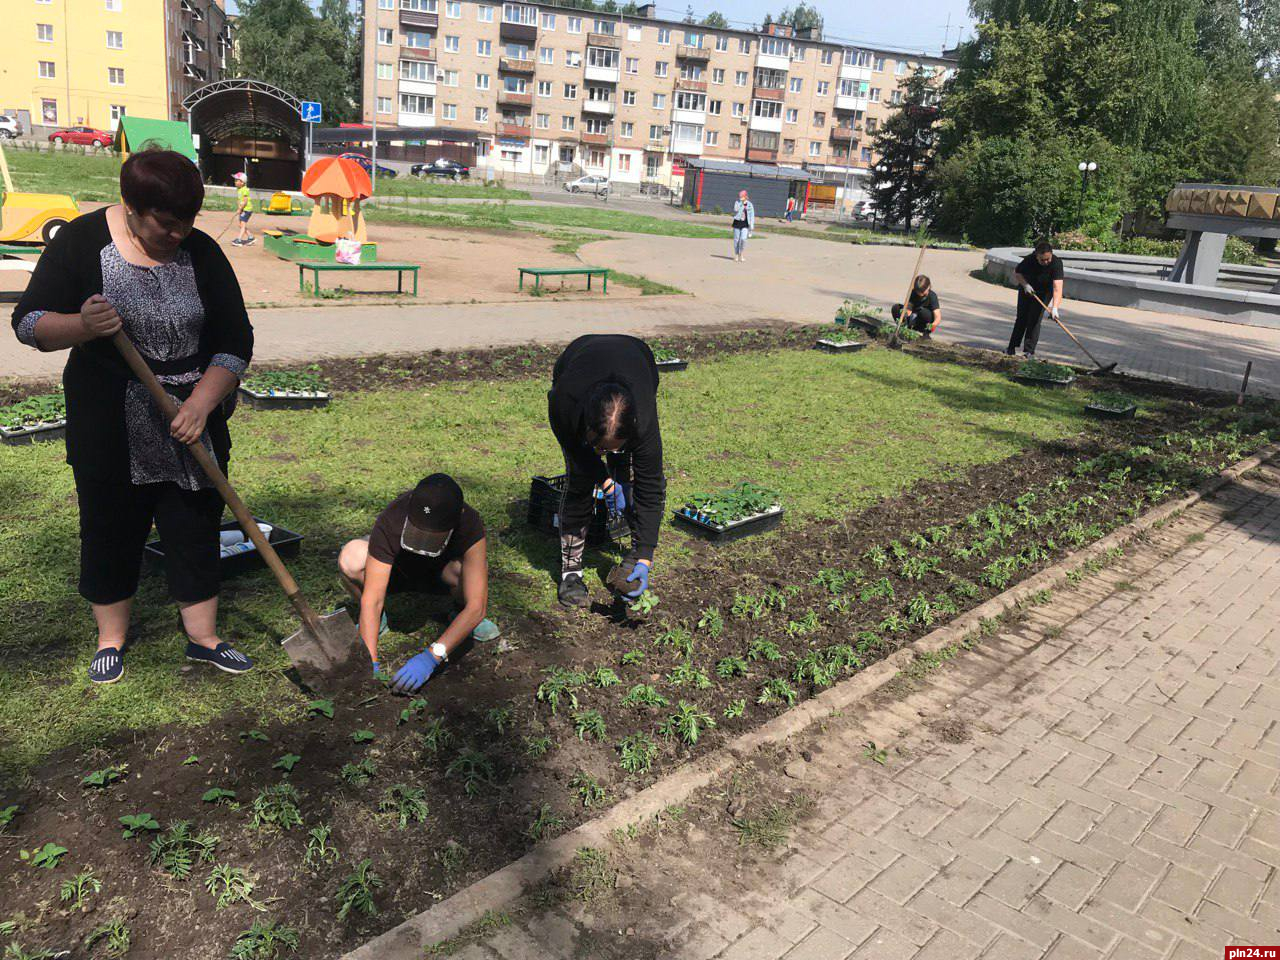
[0,116,22,139]
[852,199,877,220]
[565,175,610,195]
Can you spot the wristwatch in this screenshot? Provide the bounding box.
[430,642,448,662]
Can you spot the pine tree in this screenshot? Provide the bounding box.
[868,70,939,232]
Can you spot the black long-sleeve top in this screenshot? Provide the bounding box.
[11,207,253,484]
[549,334,666,561]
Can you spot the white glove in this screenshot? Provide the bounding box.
[1022,283,1035,296]
[1051,306,1060,320]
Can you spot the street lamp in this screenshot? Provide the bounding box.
[1076,160,1097,227]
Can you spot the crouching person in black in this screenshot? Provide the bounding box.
[891,275,941,337]
[548,335,666,608]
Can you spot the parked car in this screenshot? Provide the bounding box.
[0,116,22,140]
[338,152,398,179]
[852,199,877,221]
[48,127,113,148]
[565,174,611,196]
[411,158,471,180]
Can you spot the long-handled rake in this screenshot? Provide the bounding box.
[887,244,928,349]
[1026,289,1117,375]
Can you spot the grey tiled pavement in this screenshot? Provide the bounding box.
[452,461,1280,959]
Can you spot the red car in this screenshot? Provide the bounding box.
[48,126,113,148]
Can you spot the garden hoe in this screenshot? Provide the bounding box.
[110,331,364,690]
[887,243,928,349]
[1026,289,1118,375]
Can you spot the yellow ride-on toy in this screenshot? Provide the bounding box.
[0,142,80,244]
[265,191,305,215]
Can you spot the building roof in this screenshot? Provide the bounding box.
[118,117,198,162]
[684,157,814,181]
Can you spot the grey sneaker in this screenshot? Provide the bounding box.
[558,573,589,609]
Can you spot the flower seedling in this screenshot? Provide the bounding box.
[660,702,715,746]
[900,555,941,581]
[206,864,257,910]
[59,869,101,911]
[571,709,607,741]
[651,347,681,363]
[485,705,513,733]
[746,638,782,662]
[716,656,748,678]
[445,748,495,798]
[570,772,606,808]
[680,482,781,528]
[304,825,340,869]
[398,698,429,726]
[239,730,269,744]
[250,784,303,832]
[1089,390,1137,413]
[617,733,658,774]
[906,594,935,626]
[240,370,329,397]
[653,625,694,657]
[436,841,467,878]
[306,699,334,720]
[149,821,219,879]
[229,919,299,960]
[0,393,66,431]
[0,804,18,831]
[81,764,127,789]
[723,699,747,719]
[84,919,130,959]
[525,803,565,842]
[621,684,668,709]
[181,755,201,766]
[696,607,724,637]
[21,843,68,870]
[536,667,588,715]
[419,717,452,755]
[351,729,375,744]
[879,613,907,634]
[379,784,429,829]
[273,754,302,774]
[523,735,553,757]
[785,610,820,637]
[620,648,645,666]
[589,667,620,688]
[792,651,838,689]
[863,545,889,568]
[666,661,712,689]
[757,678,798,707]
[863,742,889,765]
[1017,358,1074,382]
[119,813,160,839]
[339,758,377,786]
[336,860,384,921]
[630,592,660,615]
[731,592,768,620]
[859,577,895,602]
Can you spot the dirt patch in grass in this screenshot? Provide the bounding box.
[929,713,973,744]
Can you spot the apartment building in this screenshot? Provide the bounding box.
[360,0,954,186]
[0,0,232,136]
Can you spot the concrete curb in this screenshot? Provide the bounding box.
[343,443,1278,960]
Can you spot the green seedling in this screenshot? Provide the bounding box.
[182,755,200,766]
[250,784,303,832]
[889,540,910,560]
[731,592,768,620]
[306,699,334,719]
[379,784,429,829]
[900,555,941,581]
[240,730,269,744]
[536,666,588,715]
[84,918,130,958]
[906,594,935,626]
[667,660,712,689]
[589,667,620,688]
[304,825,340,869]
[0,805,17,831]
[863,545,889,568]
[630,592,660,615]
[696,607,724,637]
[716,656,748,678]
[435,841,467,877]
[864,741,889,765]
[567,847,616,902]
[617,732,658,774]
[59,869,101,911]
[620,648,645,666]
[684,482,779,525]
[339,758,377,786]
[202,787,236,805]
[659,702,715,746]
[351,729,375,744]
[785,610,820,637]
[653,625,694,657]
[1018,358,1073,381]
[336,860,384,921]
[827,595,852,614]
[763,584,799,611]
[485,706,513,733]
[273,754,302,774]
[746,637,782,662]
[119,812,160,838]
[571,709,607,741]
[621,684,667,709]
[523,735,553,757]
[757,677,798,706]
[206,864,257,910]
[81,764,127,789]
[525,803,565,842]
[812,568,857,595]
[570,772,605,808]
[792,651,838,689]
[419,717,451,755]
[724,699,747,719]
[241,370,328,395]
[859,577,895,602]
[229,918,300,960]
[879,613,907,634]
[399,698,429,725]
[149,821,219,879]
[445,748,495,798]
[0,393,65,430]
[21,843,68,870]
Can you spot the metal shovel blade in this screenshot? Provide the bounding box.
[281,609,365,687]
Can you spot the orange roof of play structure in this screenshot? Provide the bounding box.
[301,156,372,200]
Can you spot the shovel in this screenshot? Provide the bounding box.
[110,331,363,688]
[887,243,928,349]
[1025,289,1117,375]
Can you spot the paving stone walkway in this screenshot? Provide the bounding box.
[447,461,1280,960]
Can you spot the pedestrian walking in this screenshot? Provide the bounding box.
[731,190,755,262]
[784,195,797,223]
[11,148,256,684]
[231,171,255,247]
[1008,240,1064,357]
[891,275,942,338]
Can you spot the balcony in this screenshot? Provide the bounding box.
[399,110,435,128]
[499,56,535,74]
[748,112,782,133]
[581,130,610,145]
[839,62,871,82]
[670,138,704,156]
[400,46,436,62]
[830,124,860,143]
[496,121,531,139]
[584,63,620,84]
[399,9,438,29]
[834,94,868,113]
[746,147,778,163]
[755,50,790,72]
[672,78,705,94]
[677,44,710,61]
[672,108,706,126]
[752,85,784,101]
[499,20,537,43]
[497,90,533,108]
[582,99,615,116]
[586,32,620,48]
[399,76,438,97]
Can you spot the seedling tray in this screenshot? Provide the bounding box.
[237,385,331,410]
[1013,373,1076,389]
[146,518,303,578]
[655,358,688,372]
[815,339,867,353]
[838,314,889,337]
[0,420,66,445]
[526,474,629,545]
[673,504,784,542]
[1086,403,1137,420]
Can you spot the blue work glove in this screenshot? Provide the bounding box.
[391,650,440,694]
[625,560,650,599]
[372,661,381,676]
[603,481,627,517]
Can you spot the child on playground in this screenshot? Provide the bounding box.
[231,171,255,247]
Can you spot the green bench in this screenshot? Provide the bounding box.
[518,266,609,294]
[297,260,420,296]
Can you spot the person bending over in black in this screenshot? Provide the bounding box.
[891,274,941,337]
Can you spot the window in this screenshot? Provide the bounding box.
[672,121,702,144]
[654,61,668,78]
[748,129,778,150]
[895,60,907,75]
[651,92,666,109]
[889,90,902,105]
[793,46,806,61]
[620,121,633,137]
[104,0,120,8]
[715,35,728,51]
[789,77,801,93]
[648,123,664,140]
[402,0,437,9]
[861,146,872,162]
[475,73,490,89]
[537,79,552,96]
[738,37,750,53]
[562,115,575,130]
[628,24,642,41]
[625,57,639,74]
[759,37,789,57]
[539,47,553,64]
[400,93,433,114]
[446,0,460,15]
[731,101,744,117]
[583,149,604,167]
[540,12,555,28]
[705,129,717,145]
[37,59,56,79]
[675,91,705,111]
[817,81,829,95]
[106,30,123,49]
[734,70,747,86]
[442,68,459,85]
[874,56,885,71]
[477,5,494,21]
[563,83,577,99]
[404,30,431,48]
[377,62,392,80]
[534,144,549,163]
[565,50,581,67]
[443,103,457,119]
[444,34,459,51]
[110,104,126,122]
[869,87,880,102]
[377,96,393,113]
[752,99,781,119]
[684,31,702,47]
[813,110,825,126]
[567,16,582,33]
[593,19,614,34]
[712,68,724,84]
[505,41,530,59]
[865,117,877,132]
[617,153,631,172]
[821,49,833,64]
[475,106,489,121]
[679,63,703,81]
[622,90,636,105]
[400,59,433,80]
[729,132,742,148]
[37,23,54,42]
[534,112,548,128]
[783,138,795,153]
[809,141,821,157]
[108,67,125,85]
[502,3,535,23]
[476,39,492,56]
[40,99,57,124]
[707,99,721,115]
[586,85,612,103]
[584,117,608,134]
[657,28,670,44]
[785,107,797,123]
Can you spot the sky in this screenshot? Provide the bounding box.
[226,0,975,56]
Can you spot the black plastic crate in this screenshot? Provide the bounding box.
[237,386,331,410]
[814,339,867,353]
[0,421,66,446]
[527,475,629,544]
[1085,403,1136,420]
[655,358,689,372]
[146,517,304,578]
[1013,373,1076,389]
[673,504,785,542]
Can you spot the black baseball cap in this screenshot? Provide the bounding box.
[401,474,463,556]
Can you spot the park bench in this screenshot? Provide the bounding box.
[296,260,420,296]
[518,266,609,294]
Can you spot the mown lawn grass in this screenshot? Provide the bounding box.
[4,147,122,203]
[368,201,731,239]
[0,346,1093,772]
[372,178,531,201]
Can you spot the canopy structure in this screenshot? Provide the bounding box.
[182,79,307,189]
[301,156,372,243]
[118,117,198,162]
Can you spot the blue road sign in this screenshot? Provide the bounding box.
[300,101,323,123]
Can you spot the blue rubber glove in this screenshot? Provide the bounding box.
[372,661,381,677]
[625,560,650,599]
[603,481,627,517]
[391,650,440,694]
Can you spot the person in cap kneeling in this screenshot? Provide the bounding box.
[338,473,499,693]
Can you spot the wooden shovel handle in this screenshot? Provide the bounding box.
[110,331,324,636]
[890,244,928,340]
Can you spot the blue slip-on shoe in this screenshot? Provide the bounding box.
[185,641,254,675]
[89,646,125,685]
[471,618,501,643]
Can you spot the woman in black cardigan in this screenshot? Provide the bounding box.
[11,149,256,684]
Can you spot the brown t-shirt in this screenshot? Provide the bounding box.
[368,492,485,566]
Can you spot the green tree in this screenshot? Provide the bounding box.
[701,11,729,27]
[773,3,823,32]
[868,71,939,231]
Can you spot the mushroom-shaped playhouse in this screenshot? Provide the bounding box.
[263,156,378,263]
